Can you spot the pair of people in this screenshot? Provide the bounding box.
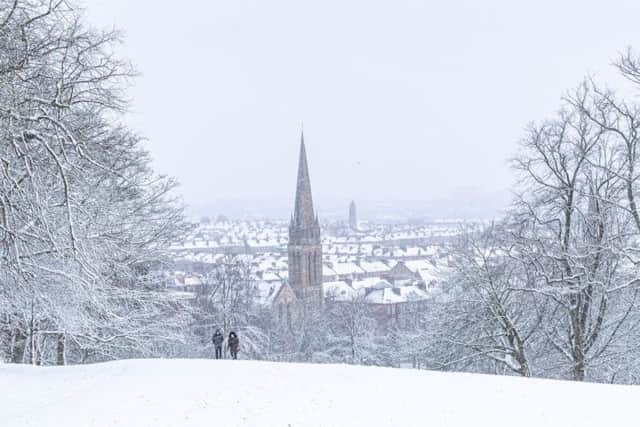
[212,329,240,360]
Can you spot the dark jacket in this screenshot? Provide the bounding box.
[228,333,239,351]
[212,331,224,347]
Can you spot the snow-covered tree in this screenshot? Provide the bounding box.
[439,223,543,377]
[324,296,381,365]
[0,0,191,364]
[193,256,268,359]
[508,85,640,381]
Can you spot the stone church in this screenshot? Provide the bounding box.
[288,132,323,306]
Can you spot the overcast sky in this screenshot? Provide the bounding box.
[83,0,640,219]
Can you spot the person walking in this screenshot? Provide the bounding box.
[212,328,224,359]
[228,331,239,360]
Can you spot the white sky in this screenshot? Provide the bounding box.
[83,0,640,218]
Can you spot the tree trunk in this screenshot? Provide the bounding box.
[56,333,65,365]
[573,358,585,381]
[571,307,586,381]
[10,329,26,363]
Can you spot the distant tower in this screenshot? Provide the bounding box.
[349,200,358,231]
[288,132,323,305]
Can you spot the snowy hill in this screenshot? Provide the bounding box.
[1,359,637,427]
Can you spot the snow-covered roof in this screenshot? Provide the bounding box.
[350,277,393,292]
[364,285,430,305]
[417,268,439,285]
[255,281,284,306]
[323,281,356,302]
[403,259,434,273]
[358,260,391,274]
[322,265,338,278]
[261,271,282,282]
[328,262,364,276]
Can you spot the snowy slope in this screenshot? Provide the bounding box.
[1,359,638,427]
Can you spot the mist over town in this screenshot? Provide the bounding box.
[4,1,640,426]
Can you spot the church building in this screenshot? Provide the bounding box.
[288,133,323,306]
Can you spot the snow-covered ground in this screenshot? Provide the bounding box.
[2,359,638,427]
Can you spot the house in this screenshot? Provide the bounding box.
[363,285,430,322]
[325,262,365,281]
[323,281,357,302]
[357,260,391,278]
[322,275,431,325]
[384,261,419,285]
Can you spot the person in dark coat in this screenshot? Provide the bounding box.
[228,331,239,360]
[212,329,224,359]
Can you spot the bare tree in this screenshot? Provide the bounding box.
[442,223,543,377]
[194,256,267,359]
[0,0,191,364]
[511,97,639,381]
[324,296,380,365]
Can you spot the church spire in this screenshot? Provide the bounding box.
[288,129,323,306]
[293,131,316,228]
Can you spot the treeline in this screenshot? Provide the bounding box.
[188,256,435,368]
[437,51,640,383]
[0,0,192,364]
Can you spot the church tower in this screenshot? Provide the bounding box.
[349,200,358,231]
[288,132,323,305]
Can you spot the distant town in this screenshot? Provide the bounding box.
[166,136,483,322]
[169,214,467,313]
